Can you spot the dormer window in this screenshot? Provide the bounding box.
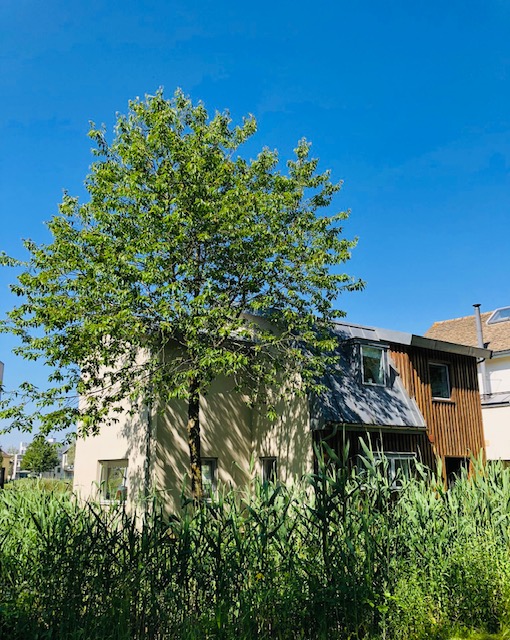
[361,345,387,386]
[487,307,510,325]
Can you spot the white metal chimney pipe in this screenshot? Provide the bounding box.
[473,304,490,396]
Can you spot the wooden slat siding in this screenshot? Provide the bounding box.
[389,344,485,465]
[317,428,436,470]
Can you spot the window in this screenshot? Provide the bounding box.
[361,345,387,386]
[429,363,451,399]
[374,452,416,488]
[99,460,128,501]
[201,458,217,495]
[445,456,468,487]
[487,307,510,325]
[260,457,278,484]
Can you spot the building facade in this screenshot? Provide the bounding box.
[427,306,510,462]
[73,321,488,512]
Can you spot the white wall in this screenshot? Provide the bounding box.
[483,404,510,461]
[479,354,510,461]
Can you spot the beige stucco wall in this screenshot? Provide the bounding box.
[154,375,254,513]
[73,404,152,508]
[478,354,510,461]
[252,392,313,484]
[74,372,314,513]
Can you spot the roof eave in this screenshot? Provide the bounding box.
[375,329,491,359]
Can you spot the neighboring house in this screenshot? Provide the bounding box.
[426,305,510,462]
[61,444,75,481]
[73,320,488,512]
[10,442,29,480]
[9,439,66,480]
[0,450,13,487]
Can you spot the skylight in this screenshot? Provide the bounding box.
[487,307,510,325]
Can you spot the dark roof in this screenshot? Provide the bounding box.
[311,322,426,430]
[426,310,510,353]
[311,320,489,431]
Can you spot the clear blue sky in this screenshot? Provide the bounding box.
[1,0,509,447]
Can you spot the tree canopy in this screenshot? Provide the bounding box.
[0,89,362,495]
[22,436,59,475]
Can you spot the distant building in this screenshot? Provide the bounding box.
[0,449,13,487]
[10,442,29,480]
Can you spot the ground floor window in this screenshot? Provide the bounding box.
[201,458,218,495]
[260,457,278,484]
[99,459,128,501]
[445,456,468,486]
[373,452,416,488]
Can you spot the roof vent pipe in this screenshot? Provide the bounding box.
[473,304,490,396]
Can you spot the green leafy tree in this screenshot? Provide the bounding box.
[0,89,362,497]
[22,436,59,475]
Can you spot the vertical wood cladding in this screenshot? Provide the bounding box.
[316,428,436,470]
[389,344,485,462]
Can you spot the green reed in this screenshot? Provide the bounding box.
[1,458,510,640]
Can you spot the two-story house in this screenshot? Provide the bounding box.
[73,321,488,512]
[426,305,510,462]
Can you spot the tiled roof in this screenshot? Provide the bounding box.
[425,310,510,353]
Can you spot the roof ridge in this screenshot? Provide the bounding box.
[431,311,494,325]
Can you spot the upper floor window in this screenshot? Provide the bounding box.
[361,345,387,386]
[429,363,451,399]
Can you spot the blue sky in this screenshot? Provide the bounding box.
[1,0,510,446]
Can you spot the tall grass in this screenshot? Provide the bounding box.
[2,456,510,639]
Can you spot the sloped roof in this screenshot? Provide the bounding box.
[311,322,426,430]
[311,320,490,431]
[425,310,510,353]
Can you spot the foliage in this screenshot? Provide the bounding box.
[21,435,59,474]
[0,89,362,494]
[2,457,510,639]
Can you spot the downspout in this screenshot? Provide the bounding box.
[144,399,153,503]
[473,304,490,396]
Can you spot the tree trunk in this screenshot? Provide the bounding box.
[187,375,203,500]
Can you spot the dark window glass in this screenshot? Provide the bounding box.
[261,457,277,484]
[430,363,450,398]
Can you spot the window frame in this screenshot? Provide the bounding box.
[201,458,218,495]
[373,451,416,488]
[429,362,451,399]
[99,459,128,502]
[360,344,388,387]
[487,307,510,325]
[260,457,278,484]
